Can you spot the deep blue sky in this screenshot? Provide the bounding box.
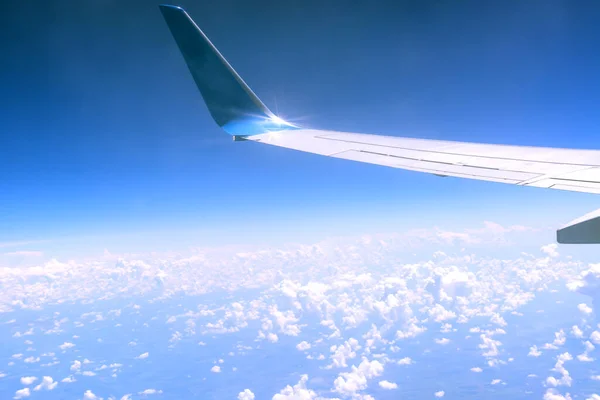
[2,0,600,253]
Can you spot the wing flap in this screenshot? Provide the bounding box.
[332,149,540,182]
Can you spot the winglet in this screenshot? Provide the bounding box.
[159,5,297,136]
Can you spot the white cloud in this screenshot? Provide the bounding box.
[541,243,559,258]
[543,389,572,400]
[333,358,384,397]
[238,389,255,400]
[470,367,482,373]
[479,333,501,358]
[528,345,542,357]
[136,352,149,360]
[397,357,413,365]
[296,341,311,351]
[435,338,450,345]
[571,325,584,338]
[272,375,318,400]
[577,341,595,362]
[23,357,39,364]
[120,396,132,400]
[61,376,76,383]
[20,377,37,385]
[553,330,566,347]
[435,391,445,398]
[210,366,221,373]
[329,338,360,368]
[83,390,100,400]
[138,389,163,395]
[546,352,573,388]
[59,342,75,350]
[70,360,81,372]
[578,303,593,315]
[13,388,30,399]
[491,379,501,385]
[33,376,57,391]
[378,380,397,390]
[591,331,600,345]
[428,304,456,323]
[396,319,427,339]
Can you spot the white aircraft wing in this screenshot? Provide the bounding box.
[159,5,600,244]
[247,129,600,195]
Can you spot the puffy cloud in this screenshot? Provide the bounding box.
[577,341,595,362]
[543,389,572,400]
[470,367,482,373]
[435,338,450,345]
[528,345,542,357]
[568,264,600,311]
[329,338,360,369]
[435,391,445,397]
[571,325,584,338]
[591,331,600,345]
[379,380,397,390]
[136,352,149,360]
[396,319,427,340]
[541,244,559,258]
[272,375,318,400]
[397,357,413,365]
[428,304,456,323]
[70,360,81,372]
[83,390,100,400]
[210,366,221,373]
[238,389,255,400]
[333,358,384,397]
[479,334,501,358]
[138,389,163,395]
[59,342,75,350]
[33,376,57,391]
[296,341,311,351]
[553,330,567,347]
[578,303,593,315]
[20,377,37,385]
[546,352,573,388]
[61,376,76,383]
[13,388,30,399]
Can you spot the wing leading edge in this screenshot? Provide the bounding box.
[159,5,600,244]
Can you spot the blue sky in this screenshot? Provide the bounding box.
[2,0,600,254]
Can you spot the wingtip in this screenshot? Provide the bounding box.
[159,4,185,11]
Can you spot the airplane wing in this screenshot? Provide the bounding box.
[159,5,600,244]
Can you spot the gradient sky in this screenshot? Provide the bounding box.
[2,0,600,254]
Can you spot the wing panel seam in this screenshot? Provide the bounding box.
[315,135,600,167]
